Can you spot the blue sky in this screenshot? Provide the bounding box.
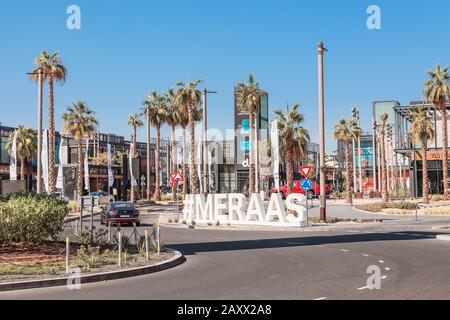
[1,0,450,152]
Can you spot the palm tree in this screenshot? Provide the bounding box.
[236,74,267,195]
[424,65,450,198]
[334,118,362,204]
[273,104,310,196]
[409,107,435,204]
[175,80,203,194]
[165,88,181,201]
[30,50,67,194]
[5,125,37,182]
[379,113,389,203]
[128,113,144,203]
[61,102,98,200]
[144,92,169,201]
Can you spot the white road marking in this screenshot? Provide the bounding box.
[378,260,385,264]
[385,267,391,271]
[317,245,325,248]
[314,297,328,300]
[341,249,350,252]
[358,286,369,290]
[381,275,388,280]
[362,254,370,257]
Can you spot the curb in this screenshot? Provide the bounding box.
[0,249,185,292]
[436,234,450,241]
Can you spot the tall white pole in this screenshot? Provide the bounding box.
[372,118,377,192]
[352,138,357,193]
[37,70,43,194]
[317,42,327,221]
[202,89,208,194]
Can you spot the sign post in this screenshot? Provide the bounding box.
[299,166,314,228]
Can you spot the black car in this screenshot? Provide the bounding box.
[100,202,141,226]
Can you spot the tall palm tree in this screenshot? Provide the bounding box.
[175,80,203,194]
[144,92,169,201]
[334,118,362,204]
[5,125,37,182]
[128,113,144,203]
[424,65,450,198]
[379,113,389,203]
[61,102,98,200]
[273,104,310,195]
[236,74,267,195]
[30,50,67,194]
[165,88,182,201]
[409,107,435,204]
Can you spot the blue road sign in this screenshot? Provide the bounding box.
[300,179,313,192]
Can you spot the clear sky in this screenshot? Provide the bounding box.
[1,0,450,152]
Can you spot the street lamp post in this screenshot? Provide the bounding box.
[317,42,327,221]
[202,89,217,195]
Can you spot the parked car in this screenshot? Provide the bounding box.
[100,202,141,226]
[89,190,109,197]
[271,181,331,199]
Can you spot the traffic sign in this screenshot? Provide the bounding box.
[300,179,313,192]
[170,172,183,183]
[299,165,313,178]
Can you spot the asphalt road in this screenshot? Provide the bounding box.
[2,205,450,300]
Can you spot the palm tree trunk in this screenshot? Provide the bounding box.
[77,139,83,200]
[188,104,199,194]
[422,141,430,204]
[286,139,294,195]
[154,126,161,201]
[345,140,352,204]
[182,127,188,196]
[440,98,449,198]
[171,125,177,202]
[130,126,137,203]
[380,125,389,203]
[20,158,25,181]
[248,110,255,195]
[48,75,56,194]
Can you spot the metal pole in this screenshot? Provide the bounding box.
[202,89,208,194]
[145,229,149,261]
[318,42,327,221]
[146,107,151,201]
[65,237,70,273]
[79,198,83,231]
[118,231,122,267]
[90,196,94,240]
[357,110,363,193]
[373,120,377,192]
[37,70,43,194]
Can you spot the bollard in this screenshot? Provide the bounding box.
[145,229,149,261]
[118,232,122,267]
[65,237,70,274]
[157,224,160,255]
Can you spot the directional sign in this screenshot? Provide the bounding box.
[299,166,313,178]
[300,179,313,192]
[170,172,183,183]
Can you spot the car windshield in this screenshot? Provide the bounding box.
[111,203,135,210]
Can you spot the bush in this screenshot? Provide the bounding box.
[356,201,418,213]
[431,195,445,202]
[0,191,69,244]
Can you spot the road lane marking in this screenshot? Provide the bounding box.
[341,249,350,252]
[378,260,385,264]
[358,286,369,290]
[385,267,391,271]
[381,275,388,280]
[314,297,327,300]
[362,254,370,257]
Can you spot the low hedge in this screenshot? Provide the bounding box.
[356,201,418,213]
[0,191,69,244]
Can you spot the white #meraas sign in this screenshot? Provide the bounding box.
[183,193,307,227]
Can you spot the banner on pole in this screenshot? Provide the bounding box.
[84,139,90,191]
[56,138,64,190]
[9,130,18,181]
[42,129,49,192]
[271,119,280,189]
[107,144,114,188]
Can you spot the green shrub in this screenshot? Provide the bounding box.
[356,201,418,213]
[0,191,69,244]
[431,194,445,202]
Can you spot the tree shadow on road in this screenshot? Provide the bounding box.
[169,231,448,256]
